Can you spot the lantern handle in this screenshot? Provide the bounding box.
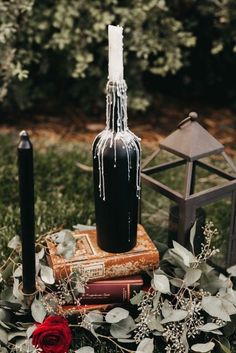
[178,112,198,129]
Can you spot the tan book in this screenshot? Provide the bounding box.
[46,224,159,281]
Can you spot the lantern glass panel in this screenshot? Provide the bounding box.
[150,165,186,193]
[143,149,181,168]
[141,183,171,245]
[193,157,233,193]
[203,197,231,268]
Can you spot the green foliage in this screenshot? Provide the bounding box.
[0,1,33,101]
[1,0,236,112]
[1,0,196,111]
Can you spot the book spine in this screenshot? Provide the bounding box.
[80,281,143,304]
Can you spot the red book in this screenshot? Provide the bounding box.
[80,275,143,304]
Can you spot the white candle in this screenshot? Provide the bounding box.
[108,25,124,82]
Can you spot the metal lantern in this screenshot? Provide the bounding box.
[141,112,236,266]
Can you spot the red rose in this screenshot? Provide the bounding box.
[32,315,72,353]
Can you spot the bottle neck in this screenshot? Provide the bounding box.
[106,80,128,132]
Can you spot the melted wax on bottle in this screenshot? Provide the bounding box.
[93,80,141,201]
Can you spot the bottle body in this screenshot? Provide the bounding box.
[93,81,141,253]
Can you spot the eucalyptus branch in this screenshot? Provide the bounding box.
[96,333,135,353]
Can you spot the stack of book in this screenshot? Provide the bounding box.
[46,224,159,311]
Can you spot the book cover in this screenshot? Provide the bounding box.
[80,275,143,304]
[62,303,118,314]
[46,224,159,281]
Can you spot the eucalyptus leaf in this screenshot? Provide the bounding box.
[0,328,8,345]
[8,331,26,341]
[53,229,77,260]
[153,274,170,294]
[153,268,165,276]
[136,338,154,353]
[172,241,196,267]
[152,292,161,309]
[53,229,75,245]
[184,268,202,286]
[216,337,231,353]
[147,314,164,332]
[8,236,21,250]
[110,316,135,338]
[199,323,224,332]
[200,272,225,294]
[0,288,13,302]
[86,311,103,329]
[40,265,55,284]
[13,278,23,301]
[199,262,214,274]
[152,331,162,337]
[0,301,21,311]
[174,267,186,278]
[165,250,188,271]
[31,298,46,323]
[191,342,215,352]
[35,276,46,292]
[75,347,95,353]
[202,296,231,321]
[209,330,223,335]
[73,224,96,231]
[26,325,37,338]
[105,307,129,323]
[190,221,197,253]
[161,300,173,318]
[36,247,45,260]
[0,321,10,330]
[0,308,11,322]
[15,338,38,352]
[57,243,76,260]
[0,348,7,353]
[130,291,144,305]
[161,310,188,324]
[227,264,236,277]
[170,278,183,288]
[13,265,22,278]
[225,288,236,305]
[221,298,236,316]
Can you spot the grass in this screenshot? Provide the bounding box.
[0,132,233,266]
[0,133,95,260]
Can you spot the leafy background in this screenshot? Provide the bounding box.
[1,0,236,114]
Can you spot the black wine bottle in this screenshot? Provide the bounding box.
[93,81,141,253]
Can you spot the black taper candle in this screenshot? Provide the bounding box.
[17,131,36,294]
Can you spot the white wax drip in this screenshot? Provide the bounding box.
[93,80,141,201]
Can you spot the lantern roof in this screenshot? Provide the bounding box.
[159,112,224,161]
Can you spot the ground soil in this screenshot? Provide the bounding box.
[0,95,235,156]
